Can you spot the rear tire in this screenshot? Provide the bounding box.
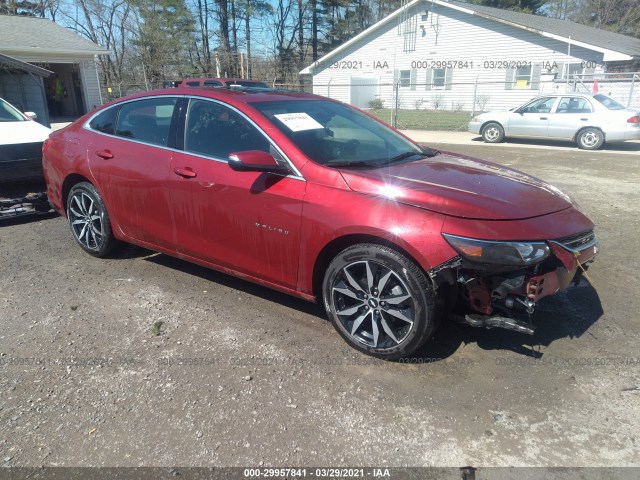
[481,122,505,143]
[67,182,119,257]
[576,127,604,150]
[322,243,437,360]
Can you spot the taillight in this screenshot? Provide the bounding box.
[627,115,640,124]
[43,138,51,155]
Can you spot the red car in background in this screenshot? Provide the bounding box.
[178,77,269,89]
[42,88,598,359]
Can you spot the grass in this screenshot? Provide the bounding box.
[368,109,472,131]
[151,320,164,337]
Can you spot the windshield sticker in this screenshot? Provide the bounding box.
[274,113,324,132]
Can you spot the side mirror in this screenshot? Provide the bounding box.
[228,150,289,173]
[24,112,38,120]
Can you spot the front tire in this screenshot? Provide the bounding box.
[481,122,505,143]
[322,244,437,360]
[67,182,118,257]
[576,127,604,150]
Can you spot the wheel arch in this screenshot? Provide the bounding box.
[61,173,93,215]
[573,126,605,142]
[481,120,505,134]
[311,233,427,301]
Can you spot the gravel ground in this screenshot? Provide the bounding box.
[0,143,639,470]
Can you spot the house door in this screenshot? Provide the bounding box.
[350,77,378,109]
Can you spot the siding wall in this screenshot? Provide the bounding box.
[79,58,103,110]
[309,4,606,111]
[0,50,103,113]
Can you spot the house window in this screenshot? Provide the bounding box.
[433,68,446,89]
[514,66,532,89]
[426,68,451,91]
[564,63,583,80]
[399,70,411,88]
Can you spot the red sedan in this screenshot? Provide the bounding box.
[42,88,598,359]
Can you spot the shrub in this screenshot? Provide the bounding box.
[431,94,444,110]
[368,98,384,109]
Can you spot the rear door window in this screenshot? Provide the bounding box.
[115,97,177,147]
[556,97,592,114]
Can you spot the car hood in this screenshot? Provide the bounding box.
[0,120,51,145]
[338,152,573,220]
[477,110,513,121]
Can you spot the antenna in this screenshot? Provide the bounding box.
[397,0,417,52]
[430,0,441,45]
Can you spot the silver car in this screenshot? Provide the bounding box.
[468,93,640,150]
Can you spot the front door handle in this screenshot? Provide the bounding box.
[174,167,197,178]
[580,118,589,121]
[96,150,114,159]
[539,117,548,120]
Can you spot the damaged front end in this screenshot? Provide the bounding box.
[431,230,598,334]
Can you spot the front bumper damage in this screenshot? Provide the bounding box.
[430,230,598,334]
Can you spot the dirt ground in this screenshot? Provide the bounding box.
[0,142,639,470]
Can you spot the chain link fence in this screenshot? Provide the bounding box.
[307,73,640,131]
[100,73,639,132]
[100,84,149,104]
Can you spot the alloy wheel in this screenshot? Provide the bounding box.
[68,190,104,252]
[331,260,415,349]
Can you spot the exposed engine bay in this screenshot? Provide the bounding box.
[430,230,598,334]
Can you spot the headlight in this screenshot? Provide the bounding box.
[442,234,550,266]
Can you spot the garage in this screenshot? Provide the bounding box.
[0,14,108,124]
[0,53,51,126]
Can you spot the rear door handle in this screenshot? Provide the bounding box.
[539,117,548,120]
[174,167,197,178]
[580,118,589,121]
[96,150,114,159]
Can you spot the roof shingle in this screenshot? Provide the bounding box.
[450,1,640,57]
[0,14,108,55]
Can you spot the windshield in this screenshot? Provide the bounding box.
[250,99,424,167]
[0,98,27,122]
[593,94,626,110]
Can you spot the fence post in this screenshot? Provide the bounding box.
[471,75,478,119]
[628,73,637,108]
[392,79,399,128]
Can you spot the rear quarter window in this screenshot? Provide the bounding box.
[89,106,119,135]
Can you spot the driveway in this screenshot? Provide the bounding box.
[1,143,638,469]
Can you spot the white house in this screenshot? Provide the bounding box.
[300,0,640,112]
[0,15,109,126]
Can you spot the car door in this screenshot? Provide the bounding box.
[507,97,557,137]
[547,96,594,139]
[87,96,179,250]
[169,97,305,288]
